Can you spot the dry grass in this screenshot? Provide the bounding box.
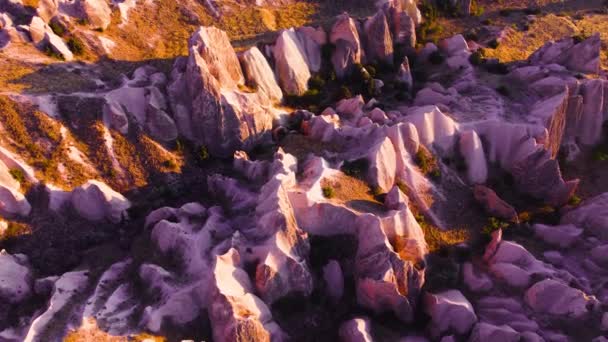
[482,14,579,62]
[0,220,32,241]
[64,318,167,342]
[320,174,381,205]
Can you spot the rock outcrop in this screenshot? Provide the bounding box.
[70,180,131,223]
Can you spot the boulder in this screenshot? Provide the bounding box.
[330,13,363,79]
[77,0,112,30]
[323,260,344,302]
[473,185,518,223]
[0,159,31,217]
[561,193,608,241]
[37,0,58,22]
[296,26,326,73]
[168,28,275,156]
[533,224,583,248]
[28,16,47,45]
[188,26,244,88]
[70,180,131,223]
[439,34,469,57]
[339,317,373,342]
[145,87,178,141]
[469,322,519,342]
[577,79,606,146]
[103,100,129,134]
[364,10,393,65]
[44,31,73,61]
[423,290,477,338]
[0,250,32,304]
[396,57,413,89]
[462,262,492,293]
[273,28,311,95]
[524,279,592,319]
[208,249,283,342]
[529,34,601,74]
[239,46,283,103]
[459,130,487,184]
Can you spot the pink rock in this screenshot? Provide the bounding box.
[473,185,518,223]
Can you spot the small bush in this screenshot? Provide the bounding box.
[470,0,485,16]
[487,39,500,49]
[336,86,352,100]
[469,50,485,65]
[499,8,516,16]
[482,217,509,235]
[9,169,26,184]
[415,148,441,180]
[44,45,63,60]
[308,74,326,90]
[162,160,177,169]
[49,21,66,37]
[568,195,582,206]
[428,50,445,65]
[341,159,369,178]
[322,186,334,199]
[481,19,493,26]
[199,145,209,161]
[67,37,85,55]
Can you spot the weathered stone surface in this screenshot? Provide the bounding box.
[529,34,601,74]
[469,322,519,342]
[0,250,32,304]
[296,26,326,73]
[330,13,363,79]
[77,0,112,30]
[524,279,592,319]
[533,224,583,248]
[239,46,283,102]
[459,130,487,184]
[37,0,58,22]
[364,10,393,65]
[168,28,275,156]
[424,290,477,338]
[273,28,311,95]
[71,180,131,223]
[473,185,518,223]
[562,192,608,241]
[339,317,373,342]
[0,159,31,217]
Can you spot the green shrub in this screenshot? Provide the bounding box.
[469,50,485,65]
[67,37,85,55]
[471,0,485,16]
[322,186,334,199]
[162,160,177,169]
[568,195,582,206]
[308,74,326,90]
[44,45,63,60]
[9,169,26,184]
[199,145,209,161]
[482,217,509,235]
[341,159,369,178]
[488,39,500,49]
[49,21,66,37]
[336,85,352,100]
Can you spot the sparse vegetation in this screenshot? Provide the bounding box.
[67,37,85,55]
[9,169,26,185]
[482,217,510,235]
[322,185,335,199]
[415,147,441,180]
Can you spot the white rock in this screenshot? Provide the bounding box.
[240,46,283,102]
[78,0,112,30]
[533,224,583,248]
[469,322,519,342]
[524,279,591,319]
[71,180,131,223]
[273,28,311,95]
[0,250,32,304]
[459,130,487,184]
[296,26,326,73]
[339,317,373,342]
[424,290,477,338]
[323,260,344,302]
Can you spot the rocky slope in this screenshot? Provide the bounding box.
[0,0,608,341]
